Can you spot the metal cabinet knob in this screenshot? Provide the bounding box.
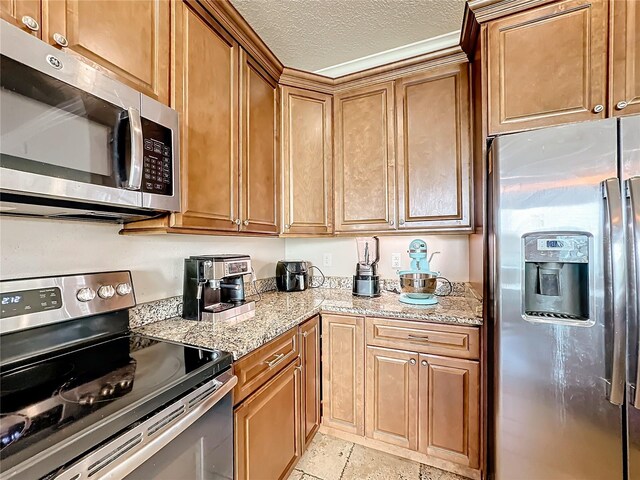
[21,15,39,31]
[53,32,68,47]
[616,101,628,111]
[421,360,428,366]
[284,224,290,229]
[389,220,395,226]
[399,219,405,225]
[409,358,416,365]
[234,219,241,225]
[593,104,604,113]
[243,220,249,226]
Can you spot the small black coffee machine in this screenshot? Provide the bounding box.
[353,237,381,297]
[182,255,255,321]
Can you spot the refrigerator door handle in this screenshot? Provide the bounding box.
[603,178,626,406]
[627,176,640,409]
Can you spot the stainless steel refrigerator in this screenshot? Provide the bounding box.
[489,115,640,479]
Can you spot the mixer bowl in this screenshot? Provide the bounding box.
[399,272,438,295]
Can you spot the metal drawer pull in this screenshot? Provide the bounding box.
[265,353,286,368]
[407,334,430,341]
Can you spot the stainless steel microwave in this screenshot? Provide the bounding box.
[0,20,180,222]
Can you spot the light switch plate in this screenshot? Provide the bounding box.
[391,253,401,268]
[323,253,332,267]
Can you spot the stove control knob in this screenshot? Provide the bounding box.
[98,285,116,299]
[79,395,96,406]
[119,379,132,389]
[76,287,96,302]
[115,282,132,296]
[100,384,116,396]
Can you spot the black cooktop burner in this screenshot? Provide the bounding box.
[0,332,232,477]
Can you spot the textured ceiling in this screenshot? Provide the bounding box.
[230,0,466,72]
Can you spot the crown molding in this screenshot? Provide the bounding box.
[199,0,284,80]
[313,31,460,79]
[460,0,555,57]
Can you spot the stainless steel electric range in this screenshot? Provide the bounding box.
[0,271,236,479]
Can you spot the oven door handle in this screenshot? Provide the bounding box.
[54,371,237,480]
[123,107,144,191]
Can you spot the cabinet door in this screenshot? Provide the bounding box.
[300,315,321,449]
[42,0,169,103]
[282,86,333,235]
[395,64,471,230]
[171,1,239,232]
[235,360,302,480]
[365,346,419,450]
[419,354,480,468]
[240,50,279,234]
[0,0,41,37]
[334,82,396,232]
[487,0,607,134]
[611,0,640,116]
[322,314,365,435]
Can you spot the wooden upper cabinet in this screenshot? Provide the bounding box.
[334,82,396,232]
[365,346,419,450]
[611,0,640,116]
[322,314,365,435]
[240,50,279,234]
[395,64,471,230]
[419,354,480,469]
[41,0,170,104]
[171,1,239,232]
[234,359,302,480]
[1,0,41,37]
[487,0,607,134]
[281,86,333,236]
[300,316,321,450]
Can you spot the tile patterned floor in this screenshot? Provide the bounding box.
[287,433,470,480]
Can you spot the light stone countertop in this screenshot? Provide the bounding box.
[132,289,482,360]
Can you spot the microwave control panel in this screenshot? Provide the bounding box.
[141,118,173,196]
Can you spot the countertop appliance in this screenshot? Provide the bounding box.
[489,115,640,480]
[182,255,255,322]
[0,271,236,479]
[353,237,381,297]
[397,239,440,305]
[276,260,310,292]
[0,20,180,222]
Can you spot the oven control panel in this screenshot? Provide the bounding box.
[141,118,173,196]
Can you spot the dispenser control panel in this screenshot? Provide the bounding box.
[524,234,589,263]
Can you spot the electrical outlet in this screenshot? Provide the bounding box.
[323,253,332,267]
[391,253,401,268]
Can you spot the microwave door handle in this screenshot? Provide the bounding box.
[603,178,626,406]
[627,177,640,409]
[124,107,143,190]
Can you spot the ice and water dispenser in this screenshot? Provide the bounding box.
[523,233,590,322]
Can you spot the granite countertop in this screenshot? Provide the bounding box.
[133,289,482,360]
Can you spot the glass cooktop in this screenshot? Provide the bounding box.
[0,333,232,478]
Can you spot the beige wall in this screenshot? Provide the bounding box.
[0,218,471,303]
[0,217,285,303]
[285,235,470,282]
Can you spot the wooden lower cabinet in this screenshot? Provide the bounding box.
[234,359,302,480]
[365,346,419,450]
[323,315,481,477]
[419,354,480,469]
[300,315,321,449]
[0,0,41,37]
[322,314,365,435]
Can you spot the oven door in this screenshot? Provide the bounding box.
[0,20,144,209]
[53,371,237,480]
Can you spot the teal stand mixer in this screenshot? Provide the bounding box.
[397,239,442,305]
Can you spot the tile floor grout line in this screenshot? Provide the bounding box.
[297,470,324,480]
[338,442,355,480]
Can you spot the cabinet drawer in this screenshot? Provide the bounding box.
[366,317,479,360]
[233,327,299,405]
